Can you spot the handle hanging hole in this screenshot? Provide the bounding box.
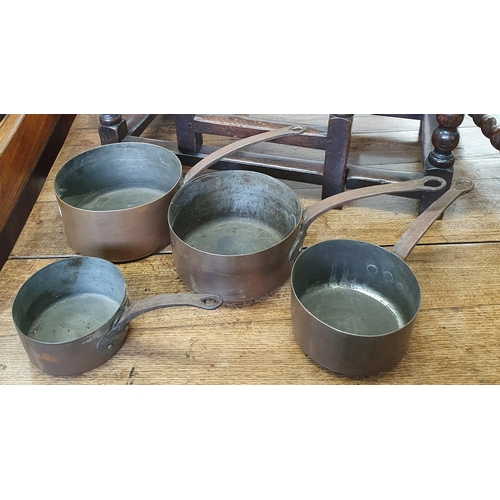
[423,177,446,188]
[201,295,223,308]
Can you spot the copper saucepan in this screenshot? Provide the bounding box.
[290,178,474,377]
[167,128,448,303]
[12,256,222,376]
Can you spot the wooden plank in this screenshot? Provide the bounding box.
[0,115,59,226]
[0,114,75,269]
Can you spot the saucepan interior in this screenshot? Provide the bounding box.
[292,239,421,337]
[55,142,182,211]
[168,170,303,255]
[13,257,127,345]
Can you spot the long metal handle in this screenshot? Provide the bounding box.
[182,125,307,184]
[97,293,223,351]
[115,293,223,331]
[391,178,474,261]
[287,176,447,262]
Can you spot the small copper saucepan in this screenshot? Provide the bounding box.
[290,178,474,377]
[12,256,222,376]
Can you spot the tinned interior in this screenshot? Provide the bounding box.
[55,142,182,210]
[12,257,126,343]
[168,170,303,255]
[292,239,421,336]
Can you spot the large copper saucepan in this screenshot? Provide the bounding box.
[168,129,448,303]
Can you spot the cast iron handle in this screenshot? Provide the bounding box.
[391,177,474,261]
[97,293,223,351]
[183,125,307,184]
[287,176,448,262]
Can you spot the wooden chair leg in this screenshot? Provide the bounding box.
[98,114,128,144]
[174,114,203,154]
[421,114,464,212]
[469,114,500,152]
[322,114,353,198]
[98,114,157,144]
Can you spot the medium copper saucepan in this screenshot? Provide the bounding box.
[12,256,222,376]
[290,178,474,377]
[168,129,447,303]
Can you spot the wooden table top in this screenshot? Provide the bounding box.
[2,114,500,385]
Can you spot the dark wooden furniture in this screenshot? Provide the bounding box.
[0,114,75,270]
[98,114,466,212]
[469,114,500,152]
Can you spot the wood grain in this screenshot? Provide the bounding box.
[0,114,74,268]
[0,115,59,224]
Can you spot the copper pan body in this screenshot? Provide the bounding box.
[55,142,183,262]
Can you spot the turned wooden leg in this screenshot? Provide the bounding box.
[469,114,500,152]
[98,114,128,144]
[421,114,464,212]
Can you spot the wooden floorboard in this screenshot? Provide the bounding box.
[2,114,500,385]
